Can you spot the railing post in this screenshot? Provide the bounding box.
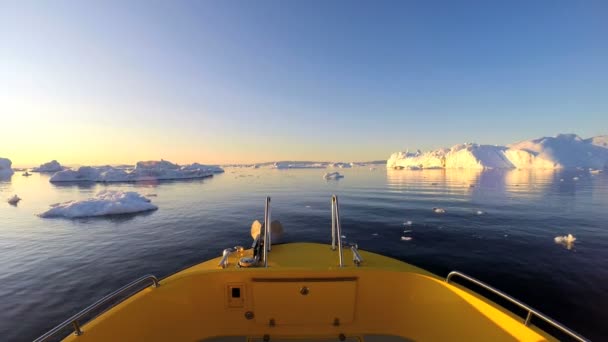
[331,197,336,250]
[72,320,82,336]
[263,197,270,267]
[332,195,344,267]
[524,311,533,326]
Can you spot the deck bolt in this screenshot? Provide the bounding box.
[333,318,340,326]
[300,286,309,295]
[339,333,346,341]
[263,334,270,341]
[244,311,254,320]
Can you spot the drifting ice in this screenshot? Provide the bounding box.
[324,172,344,180]
[32,160,65,173]
[0,158,14,178]
[50,160,224,183]
[39,190,158,218]
[7,195,21,205]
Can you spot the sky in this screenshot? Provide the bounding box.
[1,0,607,167]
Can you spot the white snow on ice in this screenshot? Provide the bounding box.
[39,190,158,218]
[32,160,65,173]
[0,158,14,178]
[433,207,446,214]
[49,160,224,183]
[387,134,608,170]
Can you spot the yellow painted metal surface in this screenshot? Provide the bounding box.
[63,243,555,342]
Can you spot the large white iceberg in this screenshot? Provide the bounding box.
[586,135,608,149]
[39,190,158,218]
[388,134,608,170]
[49,160,224,183]
[0,158,14,178]
[32,160,66,173]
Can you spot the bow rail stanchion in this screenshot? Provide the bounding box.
[263,196,271,267]
[331,195,344,267]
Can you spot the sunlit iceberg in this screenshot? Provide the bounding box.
[39,190,158,218]
[31,160,66,173]
[387,134,608,170]
[49,160,224,183]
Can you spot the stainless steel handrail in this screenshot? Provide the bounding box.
[263,196,271,267]
[34,275,159,342]
[446,271,588,342]
[350,243,363,266]
[331,195,344,267]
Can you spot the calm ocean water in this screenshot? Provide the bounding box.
[1,167,607,341]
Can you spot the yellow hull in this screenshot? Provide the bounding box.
[61,243,558,342]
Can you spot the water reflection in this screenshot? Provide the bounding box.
[386,168,585,199]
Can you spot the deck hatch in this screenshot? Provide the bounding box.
[251,277,357,326]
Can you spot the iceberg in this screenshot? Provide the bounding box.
[0,158,14,178]
[31,160,65,173]
[7,194,21,205]
[329,162,353,169]
[323,172,344,180]
[49,160,224,183]
[272,161,327,169]
[39,190,157,218]
[388,134,608,170]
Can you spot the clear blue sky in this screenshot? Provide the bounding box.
[1,0,607,165]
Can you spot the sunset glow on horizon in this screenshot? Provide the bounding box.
[2,1,607,168]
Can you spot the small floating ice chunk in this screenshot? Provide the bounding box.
[401,236,412,241]
[590,169,603,175]
[372,233,379,236]
[39,190,157,218]
[560,178,564,182]
[340,235,346,239]
[403,220,413,226]
[403,230,412,233]
[323,172,344,180]
[573,176,579,181]
[7,195,21,205]
[554,234,576,250]
[476,210,485,215]
[433,207,446,214]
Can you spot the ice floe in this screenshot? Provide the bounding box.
[32,160,65,173]
[49,160,224,183]
[554,234,576,250]
[403,220,413,226]
[387,134,608,170]
[0,158,15,178]
[401,236,412,241]
[476,210,485,215]
[324,172,344,180]
[7,195,21,205]
[433,207,446,214]
[39,190,157,218]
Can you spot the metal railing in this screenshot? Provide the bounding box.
[331,194,344,267]
[264,196,271,267]
[34,275,159,342]
[446,271,588,342]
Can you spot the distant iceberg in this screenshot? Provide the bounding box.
[50,160,224,183]
[31,160,66,173]
[7,194,21,205]
[0,158,14,178]
[329,162,353,169]
[39,190,158,218]
[323,172,344,180]
[272,161,327,169]
[387,134,608,170]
